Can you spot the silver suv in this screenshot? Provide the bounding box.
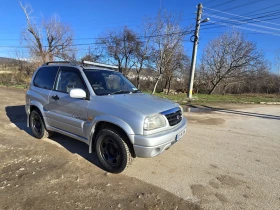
[25,61,187,173]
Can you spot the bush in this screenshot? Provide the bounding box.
[0,62,35,88]
[0,73,13,86]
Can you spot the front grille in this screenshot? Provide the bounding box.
[162,108,182,126]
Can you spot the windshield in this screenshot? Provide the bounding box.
[84,70,140,96]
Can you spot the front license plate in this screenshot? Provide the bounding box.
[175,129,186,141]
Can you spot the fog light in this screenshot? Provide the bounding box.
[151,148,161,157]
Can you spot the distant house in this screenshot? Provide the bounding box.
[127,68,157,82]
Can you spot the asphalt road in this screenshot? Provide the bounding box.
[1,87,280,209]
[124,103,280,209]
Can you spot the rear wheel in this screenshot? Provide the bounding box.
[95,129,133,173]
[30,109,52,139]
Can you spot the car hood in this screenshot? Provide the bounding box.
[101,93,178,116]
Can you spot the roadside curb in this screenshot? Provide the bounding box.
[260,102,280,105]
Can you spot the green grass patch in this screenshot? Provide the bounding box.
[0,84,27,89]
[146,92,280,104]
[13,84,28,89]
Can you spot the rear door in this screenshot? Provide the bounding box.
[47,66,89,137]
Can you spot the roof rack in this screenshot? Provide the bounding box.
[43,61,77,66]
[82,60,118,70]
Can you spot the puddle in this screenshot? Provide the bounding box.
[187,116,226,125]
[184,106,213,113]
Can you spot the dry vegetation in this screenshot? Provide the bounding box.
[1,2,280,100]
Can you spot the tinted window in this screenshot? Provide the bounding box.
[33,66,58,90]
[55,70,86,93]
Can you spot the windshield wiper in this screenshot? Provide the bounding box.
[109,90,130,95]
[109,89,141,95]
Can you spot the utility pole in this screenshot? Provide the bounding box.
[188,3,203,99]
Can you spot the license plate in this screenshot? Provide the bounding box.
[175,129,186,141]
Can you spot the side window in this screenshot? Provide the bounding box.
[55,69,86,93]
[33,66,58,90]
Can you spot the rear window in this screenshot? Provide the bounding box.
[33,66,58,90]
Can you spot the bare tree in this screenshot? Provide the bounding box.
[80,46,103,63]
[164,52,190,93]
[201,31,263,94]
[19,2,74,63]
[275,51,280,76]
[99,27,140,75]
[149,10,190,94]
[132,21,157,89]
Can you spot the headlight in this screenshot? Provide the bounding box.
[179,105,184,113]
[143,114,166,130]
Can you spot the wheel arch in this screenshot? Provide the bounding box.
[28,102,46,127]
[89,120,136,158]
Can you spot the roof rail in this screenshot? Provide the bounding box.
[82,60,118,70]
[43,61,77,66]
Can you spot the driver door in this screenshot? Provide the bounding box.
[47,66,89,137]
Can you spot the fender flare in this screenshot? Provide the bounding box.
[27,101,47,127]
[88,115,135,153]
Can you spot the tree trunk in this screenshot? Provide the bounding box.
[209,82,219,94]
[209,77,224,94]
[267,87,269,94]
[222,84,227,95]
[136,73,140,89]
[167,76,172,95]
[164,78,168,89]
[152,74,162,94]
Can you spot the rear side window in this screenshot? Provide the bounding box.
[33,66,58,90]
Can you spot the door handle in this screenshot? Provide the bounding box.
[52,95,59,100]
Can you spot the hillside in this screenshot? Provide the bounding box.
[0,57,18,64]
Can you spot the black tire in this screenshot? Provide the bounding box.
[95,129,133,173]
[30,109,52,139]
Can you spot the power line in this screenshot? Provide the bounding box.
[204,13,280,32]
[201,9,280,31]
[201,15,280,31]
[0,38,193,49]
[239,9,280,21]
[199,31,270,35]
[210,0,236,9]
[204,6,280,26]
[203,9,280,26]
[219,0,265,12]
[245,3,280,15]
[208,20,280,36]
[0,28,192,42]
[201,15,280,32]
[203,0,218,5]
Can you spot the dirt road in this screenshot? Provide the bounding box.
[1,87,280,210]
[0,87,198,210]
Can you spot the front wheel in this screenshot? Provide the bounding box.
[95,129,133,173]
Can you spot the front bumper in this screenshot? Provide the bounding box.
[131,117,187,158]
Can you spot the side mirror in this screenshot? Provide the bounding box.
[69,88,86,99]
